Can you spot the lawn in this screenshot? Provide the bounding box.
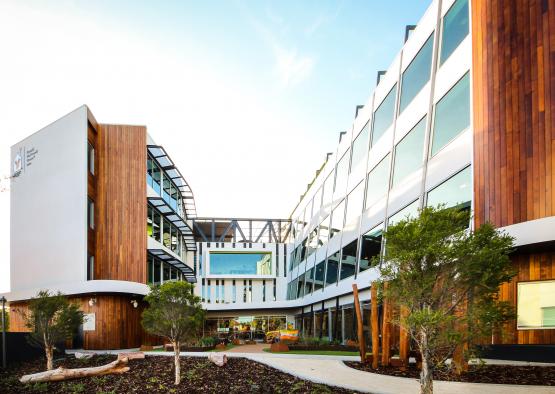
[0,355,363,393]
[263,348,359,356]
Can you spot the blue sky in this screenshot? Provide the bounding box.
[0,0,430,291]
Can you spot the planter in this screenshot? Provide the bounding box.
[270,342,289,352]
[289,344,358,352]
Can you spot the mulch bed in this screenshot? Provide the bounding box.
[0,354,362,393]
[345,361,555,385]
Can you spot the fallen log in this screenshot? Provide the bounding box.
[20,357,130,384]
[207,353,227,367]
[117,352,145,361]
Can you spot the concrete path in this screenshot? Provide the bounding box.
[225,343,270,353]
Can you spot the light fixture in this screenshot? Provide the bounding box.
[88,298,97,307]
[130,300,138,308]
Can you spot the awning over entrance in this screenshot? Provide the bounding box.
[148,249,196,283]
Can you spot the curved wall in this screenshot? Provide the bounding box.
[472,0,555,344]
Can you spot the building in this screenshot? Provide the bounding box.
[7,106,197,349]
[4,0,555,352]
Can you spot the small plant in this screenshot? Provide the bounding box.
[199,336,216,347]
[61,382,85,393]
[91,375,108,384]
[28,382,48,392]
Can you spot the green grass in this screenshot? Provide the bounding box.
[263,348,358,356]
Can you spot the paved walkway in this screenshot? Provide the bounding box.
[67,349,555,394]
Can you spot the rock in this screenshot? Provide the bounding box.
[74,352,93,360]
[207,353,228,367]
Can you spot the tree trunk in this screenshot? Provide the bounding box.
[419,329,433,394]
[173,341,181,385]
[46,345,54,371]
[20,357,130,383]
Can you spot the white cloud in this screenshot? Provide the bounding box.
[273,47,315,87]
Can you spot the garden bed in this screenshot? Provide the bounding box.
[345,361,555,385]
[163,344,216,352]
[0,354,362,393]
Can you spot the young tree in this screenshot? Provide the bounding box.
[142,281,204,385]
[378,206,516,394]
[24,291,84,370]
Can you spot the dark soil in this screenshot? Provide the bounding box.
[345,361,555,385]
[0,355,362,393]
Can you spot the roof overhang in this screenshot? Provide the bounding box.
[147,145,197,219]
[148,249,197,283]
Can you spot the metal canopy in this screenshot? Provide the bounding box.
[193,217,292,243]
[147,145,197,219]
[148,196,197,251]
[148,249,197,283]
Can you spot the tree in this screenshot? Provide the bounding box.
[24,291,84,370]
[1,308,9,332]
[378,206,516,394]
[142,281,204,385]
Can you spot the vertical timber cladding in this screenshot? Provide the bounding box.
[95,124,147,283]
[472,0,555,344]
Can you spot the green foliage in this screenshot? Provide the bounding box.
[61,382,85,393]
[142,281,205,346]
[28,382,48,392]
[24,290,84,350]
[379,205,516,371]
[298,336,340,346]
[198,336,216,347]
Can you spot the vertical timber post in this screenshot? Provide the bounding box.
[399,305,409,371]
[1,296,6,369]
[370,283,379,369]
[352,284,366,363]
[381,282,391,366]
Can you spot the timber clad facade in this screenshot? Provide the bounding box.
[5,0,555,354]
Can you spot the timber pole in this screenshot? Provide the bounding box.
[381,282,391,366]
[370,283,379,369]
[352,284,366,363]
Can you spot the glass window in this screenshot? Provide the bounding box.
[163,263,170,282]
[305,267,314,296]
[163,175,171,203]
[392,116,426,187]
[171,226,178,253]
[152,210,161,242]
[388,199,420,226]
[210,252,272,275]
[313,260,325,292]
[297,273,305,299]
[440,0,469,65]
[359,225,383,272]
[152,162,161,195]
[399,34,434,113]
[170,184,178,211]
[517,280,555,328]
[340,239,358,280]
[431,72,470,155]
[329,200,345,239]
[313,187,323,213]
[154,259,161,284]
[345,181,365,225]
[427,166,472,210]
[334,152,350,195]
[147,257,153,284]
[318,215,330,246]
[232,280,237,303]
[372,84,397,145]
[87,142,95,175]
[147,205,153,237]
[365,154,390,209]
[325,251,340,287]
[307,227,319,257]
[87,254,94,280]
[350,123,370,173]
[147,157,153,187]
[87,198,94,230]
[322,172,335,215]
[163,219,171,248]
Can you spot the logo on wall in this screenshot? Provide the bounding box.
[12,146,38,178]
[13,152,23,177]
